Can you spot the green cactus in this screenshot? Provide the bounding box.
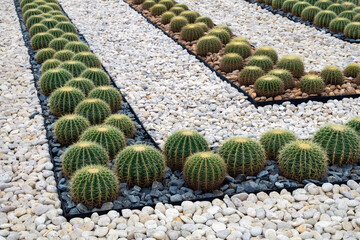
[49,86,85,116]
[299,74,325,94]
[313,124,360,165]
[55,22,76,33]
[22,3,38,13]
[64,42,90,53]
[315,0,333,9]
[320,66,344,84]
[29,23,48,37]
[346,0,359,4]
[183,152,226,192]
[342,2,356,10]
[231,37,251,45]
[40,13,52,18]
[170,7,184,15]
[327,3,346,15]
[180,24,204,41]
[272,0,287,9]
[343,63,360,77]
[213,25,233,36]
[81,68,110,86]
[344,22,360,39]
[292,2,311,16]
[224,42,251,59]
[253,46,278,64]
[59,60,87,78]
[247,55,274,72]
[72,52,102,68]
[47,28,64,38]
[238,66,264,86]
[52,14,69,22]
[39,18,58,28]
[268,69,294,89]
[75,98,111,125]
[46,3,61,11]
[195,22,208,32]
[220,53,243,73]
[282,0,298,13]
[329,17,351,33]
[26,15,45,28]
[195,16,214,28]
[260,129,297,160]
[37,5,52,12]
[104,114,135,138]
[306,0,317,5]
[34,0,47,5]
[30,32,54,50]
[278,141,328,182]
[23,9,43,22]
[41,59,61,73]
[54,49,75,61]
[80,125,126,158]
[219,137,266,177]
[265,0,273,5]
[70,165,119,209]
[39,68,72,95]
[208,29,230,44]
[48,37,69,51]
[174,3,188,10]
[133,0,145,4]
[345,117,360,135]
[54,114,90,145]
[115,145,165,187]
[142,0,156,9]
[35,47,55,63]
[20,0,35,8]
[61,32,80,41]
[161,11,175,24]
[354,14,360,21]
[277,55,304,78]
[158,0,173,9]
[314,10,337,27]
[354,7,360,13]
[151,4,167,16]
[169,16,188,32]
[255,75,284,97]
[196,36,222,56]
[339,10,356,20]
[179,10,199,23]
[65,77,95,96]
[88,86,122,113]
[301,6,322,21]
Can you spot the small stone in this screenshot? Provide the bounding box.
[211,222,226,232]
[322,183,333,192]
[250,226,262,236]
[165,209,179,220]
[94,227,108,237]
[121,209,132,218]
[153,231,166,240]
[193,215,207,224]
[216,229,231,239]
[265,229,276,240]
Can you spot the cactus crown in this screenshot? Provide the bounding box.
[80,68,110,86]
[35,47,55,63]
[170,16,188,32]
[104,114,135,138]
[344,22,360,40]
[41,59,61,73]
[268,69,294,89]
[224,41,251,59]
[260,129,297,160]
[54,49,75,61]
[208,28,230,44]
[195,16,214,28]
[255,75,284,97]
[151,4,167,16]
[65,77,95,96]
[161,11,175,24]
[49,86,85,116]
[169,7,184,15]
[329,17,351,33]
[196,35,222,56]
[314,10,337,28]
[179,10,198,23]
[54,114,90,146]
[339,10,356,20]
[26,15,45,28]
[55,21,77,33]
[282,0,298,13]
[220,53,243,73]
[47,28,65,38]
[49,37,69,51]
[248,55,274,72]
[39,67,73,95]
[253,46,278,64]
[277,55,304,78]
[75,98,111,124]
[39,18,58,28]
[346,117,360,135]
[238,66,264,86]
[142,0,156,9]
[88,86,123,113]
[314,0,332,9]
[343,63,360,78]
[64,41,90,53]
[301,6,322,21]
[213,25,232,36]
[180,24,204,42]
[292,2,312,16]
[29,23,49,37]
[320,65,343,85]
[59,60,87,77]
[327,4,346,15]
[61,32,80,41]
[30,32,54,50]
[299,74,324,94]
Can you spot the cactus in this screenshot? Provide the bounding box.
[104,114,135,138]
[354,13,360,21]
[65,77,95,96]
[169,16,188,32]
[55,22,76,33]
[327,3,346,15]
[34,0,47,5]
[196,36,222,56]
[26,15,45,28]
[59,60,87,77]
[29,23,48,37]
[52,14,69,22]
[39,18,58,28]
[47,28,64,38]
[315,0,333,9]
[64,42,90,53]
[219,137,266,177]
[195,22,208,32]
[354,7,360,13]
[174,3,188,10]
[347,0,359,4]
[142,0,156,9]
[72,52,102,68]
[62,142,108,177]
[41,59,61,73]
[277,55,304,78]
[158,0,173,9]
[208,29,230,44]
[75,98,111,125]
[39,68,72,95]
[339,10,356,20]
[183,152,226,192]
[30,32,54,50]
[260,129,297,160]
[40,13,52,18]
[70,165,119,209]
[268,69,294,89]
[248,55,274,72]
[342,2,356,10]
[253,46,278,64]
[37,4,52,11]
[49,37,69,51]
[301,6,322,21]
[46,3,61,11]
[61,32,80,41]
[329,17,351,33]
[80,125,126,158]
[88,86,122,113]
[23,9,43,22]
[180,10,199,23]
[282,0,298,12]
[80,68,110,86]
[180,24,204,41]
[213,25,233,36]
[231,37,251,45]
[54,114,90,145]
[220,53,243,73]
[170,7,184,15]
[255,75,284,97]
[313,124,360,165]
[35,47,55,63]
[164,129,209,171]
[133,0,145,4]
[314,10,337,27]
[161,11,175,24]
[272,0,287,9]
[54,49,75,61]
[343,63,360,77]
[49,86,85,116]
[344,22,360,39]
[20,0,35,8]
[320,66,344,84]
[278,141,328,182]
[292,2,311,16]
[22,3,38,13]
[265,0,273,5]
[238,66,264,86]
[224,42,251,59]
[115,145,165,187]
[346,117,360,135]
[306,0,317,5]
[151,4,167,16]
[195,16,214,28]
[299,74,325,94]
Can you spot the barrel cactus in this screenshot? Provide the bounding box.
[343,63,360,77]
[301,6,322,21]
[345,117,360,135]
[238,66,264,86]
[255,75,284,97]
[64,42,90,53]
[62,32,80,41]
[179,10,198,23]
[41,59,61,73]
[151,4,167,16]
[299,74,325,94]
[46,3,61,11]
[55,22,77,33]
[329,17,351,33]
[354,13,360,21]
[315,0,333,9]
[170,7,184,15]
[314,10,337,28]
[272,0,287,9]
[208,29,230,44]
[75,98,111,124]
[164,129,209,171]
[35,47,55,63]
[29,23,48,37]
[306,0,317,5]
[49,37,69,51]
[23,9,43,22]
[282,0,298,12]
[195,16,214,28]
[339,10,356,20]
[65,77,95,96]
[40,13,52,18]
[30,32,54,50]
[247,55,274,72]
[39,68,72,95]
[292,2,312,16]
[54,50,75,61]
[342,2,356,10]
[54,114,90,145]
[213,25,233,36]
[37,5,52,13]
[224,42,251,59]
[161,11,175,24]
[327,3,346,15]
[22,3,38,13]
[219,137,266,177]
[196,36,222,56]
[260,129,297,160]
[180,24,204,42]
[133,0,145,4]
[159,0,173,9]
[59,61,87,78]
[49,86,85,116]
[220,53,243,73]
[72,52,101,68]
[195,22,208,32]
[88,86,122,113]
[39,18,58,28]
[268,69,294,89]
[81,68,110,86]
[253,46,278,64]
[231,37,250,45]
[26,15,45,28]
[354,7,360,13]
[174,3,188,10]
[104,114,135,138]
[277,55,305,78]
[52,15,69,22]
[142,0,155,9]
[344,22,360,39]
[47,28,65,38]
[20,0,35,8]
[320,66,343,84]
[313,124,360,165]
[170,16,188,32]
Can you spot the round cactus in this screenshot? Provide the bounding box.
[142,0,155,9]
[305,0,317,5]
[282,0,298,13]
[72,52,101,68]
[180,24,204,41]
[52,14,69,22]
[20,0,35,8]
[133,0,145,4]
[29,23,48,37]
[26,15,45,28]
[344,22,360,39]
[292,2,312,16]
[313,124,360,165]
[39,18,58,28]
[104,114,135,138]
[22,3,38,12]
[47,28,65,38]
[70,165,119,209]
[208,29,230,44]
[61,32,80,41]
[55,22,76,33]
[272,0,287,9]
[315,0,333,9]
[49,86,85,116]
[247,55,274,72]
[41,59,61,73]
[327,3,346,15]
[219,137,266,177]
[220,53,243,73]
[345,117,360,135]
[59,60,87,77]
[260,129,297,160]
[88,86,122,113]
[213,25,233,36]
[37,5,52,12]
[159,0,173,9]
[224,42,252,59]
[343,63,360,77]
[231,37,251,45]
[347,0,359,4]
[81,68,110,86]
[277,55,304,78]
[238,66,264,86]
[183,152,226,192]
[265,0,273,5]
[339,10,356,20]
[314,10,337,28]
[320,66,343,84]
[75,98,111,125]
[354,7,360,13]
[53,50,75,61]
[354,13,360,21]
[30,32,54,50]
[174,3,188,10]
[46,3,61,11]
[170,16,188,32]
[179,10,198,23]
[64,42,90,53]
[34,0,47,5]
[49,37,69,51]
[268,69,294,89]
[301,6,322,21]
[115,145,165,187]
[278,141,328,182]
[35,47,55,63]
[151,4,167,16]
[196,36,222,56]
[195,22,208,32]
[342,2,356,10]
[54,114,90,145]
[170,6,184,15]
[161,11,175,24]
[80,125,126,158]
[299,74,325,94]
[40,13,52,18]
[329,17,351,33]
[253,46,278,64]
[23,9,43,22]
[65,77,95,96]
[255,75,284,97]
[39,68,72,95]
[195,16,214,28]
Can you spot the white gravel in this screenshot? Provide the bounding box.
[181,0,360,72]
